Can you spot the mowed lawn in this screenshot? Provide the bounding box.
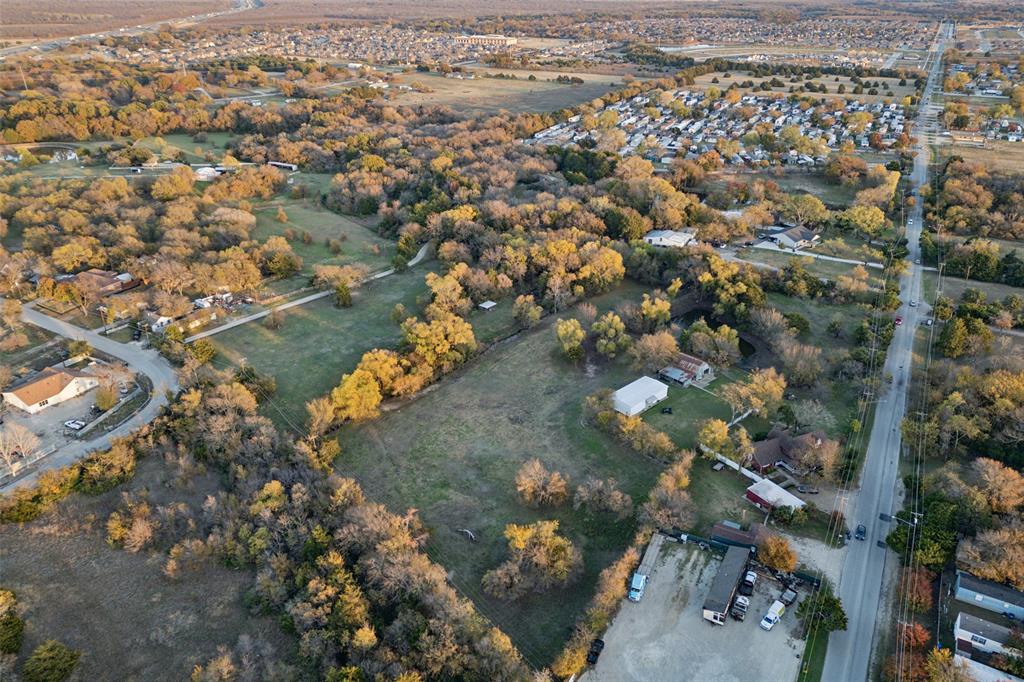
[253,201,394,277]
[335,319,663,666]
[210,267,435,430]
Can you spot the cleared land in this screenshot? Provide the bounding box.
[934,140,1024,174]
[0,0,225,38]
[388,71,617,114]
[210,267,436,430]
[0,457,293,679]
[334,301,662,665]
[708,171,860,209]
[252,201,394,278]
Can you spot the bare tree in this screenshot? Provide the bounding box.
[0,423,40,476]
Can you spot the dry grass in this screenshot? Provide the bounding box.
[0,0,225,39]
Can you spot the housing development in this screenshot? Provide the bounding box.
[0,3,1023,682]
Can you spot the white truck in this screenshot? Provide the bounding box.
[628,533,665,602]
[759,600,786,631]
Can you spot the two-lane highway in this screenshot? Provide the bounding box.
[820,20,952,682]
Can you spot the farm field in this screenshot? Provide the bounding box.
[252,200,394,277]
[334,304,662,666]
[210,266,436,431]
[388,71,616,114]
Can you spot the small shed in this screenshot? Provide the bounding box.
[613,376,669,416]
[745,479,806,512]
[478,300,497,312]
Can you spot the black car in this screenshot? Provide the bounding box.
[661,407,673,415]
[855,524,867,541]
[587,639,605,665]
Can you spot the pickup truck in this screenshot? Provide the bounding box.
[780,589,798,606]
[759,600,786,631]
[731,595,750,621]
[628,572,648,602]
[738,570,757,596]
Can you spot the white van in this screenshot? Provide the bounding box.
[759,600,786,631]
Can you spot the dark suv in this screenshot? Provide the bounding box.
[855,524,867,541]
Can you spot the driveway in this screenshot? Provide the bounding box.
[1,303,180,491]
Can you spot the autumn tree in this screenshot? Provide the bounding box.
[970,458,1024,514]
[640,454,695,529]
[758,534,797,572]
[512,294,543,329]
[629,330,679,372]
[682,317,740,367]
[556,318,586,362]
[515,459,569,508]
[482,521,583,600]
[331,369,382,422]
[898,567,935,614]
[573,478,633,519]
[591,311,630,360]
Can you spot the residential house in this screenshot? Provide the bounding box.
[776,226,821,251]
[954,612,1016,659]
[643,229,697,249]
[954,571,1024,621]
[751,429,829,474]
[659,352,714,387]
[71,269,137,297]
[954,655,1023,682]
[2,367,99,414]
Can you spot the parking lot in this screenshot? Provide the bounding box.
[5,391,100,454]
[583,542,805,682]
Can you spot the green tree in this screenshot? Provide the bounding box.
[22,640,81,682]
[591,312,630,360]
[556,318,586,363]
[335,281,353,307]
[795,581,847,635]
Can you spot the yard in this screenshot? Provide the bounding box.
[210,267,436,430]
[333,311,663,666]
[709,171,860,209]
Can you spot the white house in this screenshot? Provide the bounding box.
[613,376,669,416]
[954,612,1015,659]
[745,479,806,512]
[643,230,697,249]
[2,367,99,415]
[955,655,1023,682]
[776,226,820,251]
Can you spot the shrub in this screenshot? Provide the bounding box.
[22,640,81,682]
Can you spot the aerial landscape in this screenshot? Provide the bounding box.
[1,1,1023,680]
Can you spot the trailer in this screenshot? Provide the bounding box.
[628,533,666,602]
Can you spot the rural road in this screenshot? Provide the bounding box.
[820,20,950,682]
[2,303,180,491]
[185,240,432,343]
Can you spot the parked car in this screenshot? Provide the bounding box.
[796,485,819,494]
[855,524,867,541]
[63,420,85,430]
[924,319,933,326]
[586,639,605,665]
[759,600,786,631]
[660,407,673,415]
[780,589,798,606]
[895,317,903,326]
[731,595,750,621]
[909,300,918,307]
[738,570,757,596]
[628,572,648,602]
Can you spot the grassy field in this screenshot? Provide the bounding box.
[934,140,1024,173]
[388,71,617,114]
[333,306,661,666]
[252,200,394,276]
[922,271,1024,303]
[692,72,914,104]
[735,248,886,287]
[210,267,436,431]
[0,457,293,679]
[709,171,859,209]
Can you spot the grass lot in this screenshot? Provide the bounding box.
[252,200,394,277]
[692,72,914,104]
[388,71,618,114]
[335,317,660,666]
[0,323,56,365]
[142,132,236,163]
[210,267,436,431]
[709,171,859,209]
[922,270,1024,303]
[735,248,886,287]
[934,140,1024,173]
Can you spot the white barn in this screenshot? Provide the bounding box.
[2,367,99,415]
[643,229,697,249]
[613,377,669,416]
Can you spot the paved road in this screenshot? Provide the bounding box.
[185,241,431,343]
[821,21,951,682]
[2,304,180,491]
